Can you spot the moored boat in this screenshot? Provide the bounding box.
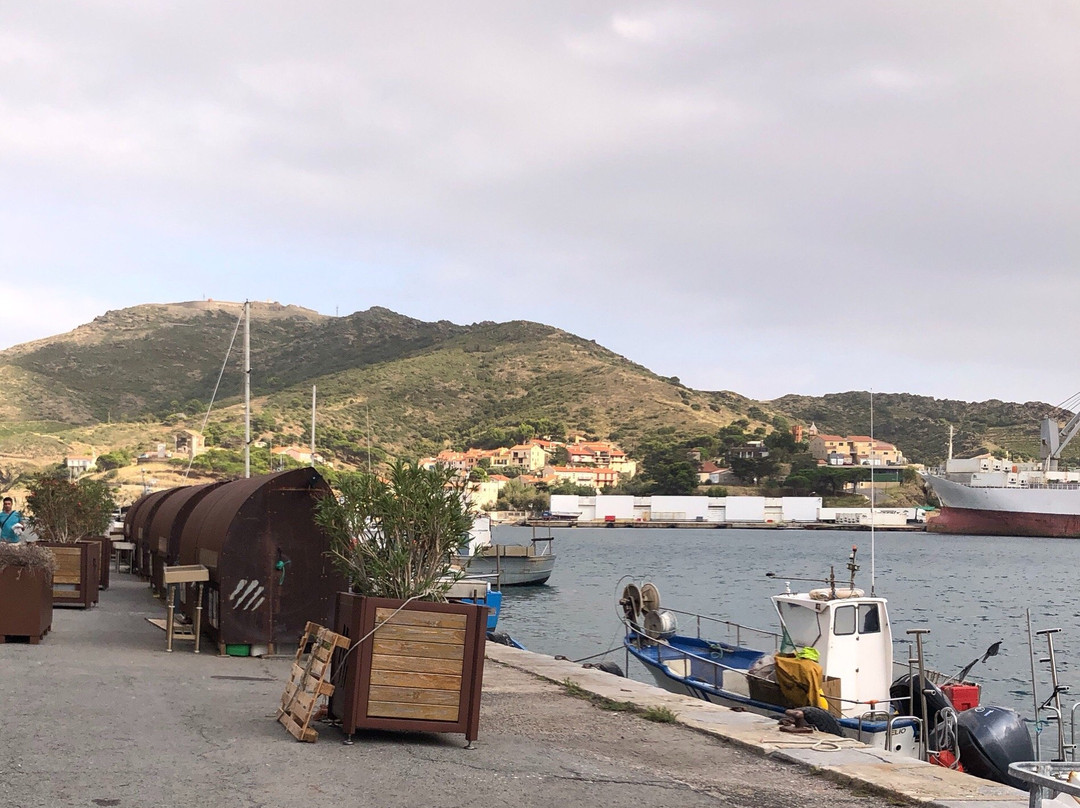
[924,412,1080,538]
[452,517,556,586]
[621,548,1033,788]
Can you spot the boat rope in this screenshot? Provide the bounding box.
[758,736,863,752]
[572,645,624,663]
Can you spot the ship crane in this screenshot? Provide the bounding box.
[1040,410,1080,472]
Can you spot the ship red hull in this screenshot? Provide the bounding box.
[927,507,1080,538]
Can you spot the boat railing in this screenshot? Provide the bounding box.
[656,607,784,651]
[1008,761,1080,805]
[627,623,925,731]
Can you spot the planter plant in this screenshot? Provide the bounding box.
[0,543,57,642]
[26,475,114,608]
[316,461,488,745]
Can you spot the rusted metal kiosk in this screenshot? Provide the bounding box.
[175,468,346,655]
[146,482,225,598]
[127,488,185,581]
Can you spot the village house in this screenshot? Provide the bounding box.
[65,455,96,479]
[509,443,547,471]
[727,441,769,461]
[174,429,206,459]
[809,434,906,466]
[564,441,637,476]
[546,465,620,492]
[271,445,323,465]
[697,460,733,485]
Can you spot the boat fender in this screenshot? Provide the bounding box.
[809,587,864,601]
[487,631,516,647]
[799,706,844,737]
[582,660,625,677]
[890,674,952,732]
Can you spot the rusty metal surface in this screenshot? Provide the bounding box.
[129,488,187,576]
[175,468,345,648]
[123,493,152,540]
[129,489,174,545]
[147,482,225,562]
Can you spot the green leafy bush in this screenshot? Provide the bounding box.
[315,461,474,600]
[26,474,116,543]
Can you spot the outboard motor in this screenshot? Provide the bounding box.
[954,706,1033,791]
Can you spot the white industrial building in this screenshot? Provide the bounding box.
[548,494,924,526]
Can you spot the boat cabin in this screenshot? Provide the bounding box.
[772,588,893,718]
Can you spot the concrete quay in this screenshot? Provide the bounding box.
[0,575,1028,808]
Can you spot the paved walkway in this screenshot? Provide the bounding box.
[486,646,1033,808]
[0,575,1031,807]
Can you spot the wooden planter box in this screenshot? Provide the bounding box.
[89,536,112,590]
[40,542,100,609]
[79,540,103,604]
[330,593,487,745]
[0,566,53,642]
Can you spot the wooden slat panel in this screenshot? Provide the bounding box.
[376,623,466,645]
[369,686,461,707]
[375,608,467,630]
[278,711,317,742]
[367,701,460,721]
[371,670,462,691]
[54,550,82,581]
[282,688,316,715]
[372,638,464,660]
[370,653,463,675]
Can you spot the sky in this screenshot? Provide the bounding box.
[1,2,1078,406]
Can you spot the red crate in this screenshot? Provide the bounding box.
[942,683,981,711]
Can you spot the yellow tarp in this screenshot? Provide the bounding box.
[774,654,826,709]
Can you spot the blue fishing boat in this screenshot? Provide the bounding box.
[621,548,1033,788]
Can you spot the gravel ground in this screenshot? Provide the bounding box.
[0,577,888,808]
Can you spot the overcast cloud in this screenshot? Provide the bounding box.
[1,2,1078,405]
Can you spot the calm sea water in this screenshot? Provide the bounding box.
[492,525,1080,723]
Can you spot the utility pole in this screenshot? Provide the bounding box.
[310,385,317,465]
[243,300,251,479]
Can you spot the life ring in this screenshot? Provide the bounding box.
[809,587,864,601]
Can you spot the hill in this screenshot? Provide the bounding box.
[769,392,1071,465]
[0,301,753,475]
[0,301,1071,479]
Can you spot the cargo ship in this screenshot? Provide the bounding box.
[923,413,1080,538]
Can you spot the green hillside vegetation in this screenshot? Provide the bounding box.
[770,391,1074,465]
[0,301,1073,492]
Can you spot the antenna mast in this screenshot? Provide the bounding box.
[310,385,317,464]
[870,389,875,596]
[243,300,251,479]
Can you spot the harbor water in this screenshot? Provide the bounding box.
[493,525,1079,737]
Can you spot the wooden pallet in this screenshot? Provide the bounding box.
[277,621,351,742]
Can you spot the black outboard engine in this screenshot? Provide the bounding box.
[954,706,1033,791]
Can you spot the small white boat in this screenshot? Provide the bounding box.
[621,548,1033,789]
[452,517,556,586]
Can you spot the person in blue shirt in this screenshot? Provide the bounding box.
[0,497,23,542]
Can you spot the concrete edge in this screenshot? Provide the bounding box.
[485,643,1027,808]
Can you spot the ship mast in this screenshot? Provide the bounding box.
[1041,410,1080,472]
[869,389,875,597]
[243,300,251,479]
